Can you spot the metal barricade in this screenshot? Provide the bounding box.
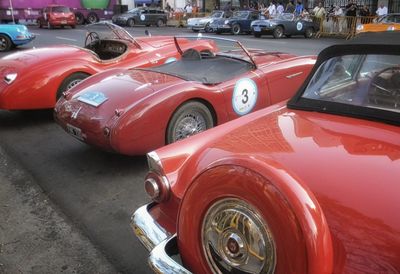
[167,12,209,27]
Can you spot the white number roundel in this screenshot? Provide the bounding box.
[232,78,258,115]
[296,22,303,31]
[140,14,146,21]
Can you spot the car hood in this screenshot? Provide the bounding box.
[135,36,176,48]
[66,68,183,115]
[0,45,91,70]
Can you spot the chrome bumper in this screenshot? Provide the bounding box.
[131,203,192,274]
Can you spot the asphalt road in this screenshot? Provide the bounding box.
[0,25,343,273]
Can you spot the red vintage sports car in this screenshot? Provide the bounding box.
[54,36,316,155]
[0,22,215,110]
[132,32,400,273]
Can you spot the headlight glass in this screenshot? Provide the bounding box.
[4,73,17,84]
[224,20,229,24]
[202,198,276,273]
[356,24,364,31]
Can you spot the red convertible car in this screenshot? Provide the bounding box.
[132,32,400,273]
[54,37,315,155]
[0,22,215,110]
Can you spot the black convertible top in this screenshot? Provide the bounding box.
[144,50,253,84]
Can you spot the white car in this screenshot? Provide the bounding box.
[187,10,230,32]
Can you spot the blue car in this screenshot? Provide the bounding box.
[0,24,35,52]
[209,10,263,35]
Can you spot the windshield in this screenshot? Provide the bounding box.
[175,36,255,67]
[276,13,294,21]
[302,54,400,113]
[211,11,223,18]
[85,22,136,43]
[379,15,400,23]
[127,8,141,14]
[232,11,249,19]
[53,6,71,13]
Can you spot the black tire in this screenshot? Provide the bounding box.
[75,12,84,25]
[192,29,200,33]
[156,18,165,27]
[304,27,314,38]
[285,34,292,38]
[166,101,214,144]
[273,25,284,38]
[232,23,241,35]
[127,18,135,27]
[254,32,261,38]
[86,13,98,24]
[204,23,211,33]
[56,72,90,100]
[0,34,12,52]
[71,24,76,29]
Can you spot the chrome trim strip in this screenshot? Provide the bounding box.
[131,203,170,251]
[149,235,193,274]
[285,71,304,79]
[147,151,164,173]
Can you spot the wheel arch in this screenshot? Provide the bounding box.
[177,155,334,273]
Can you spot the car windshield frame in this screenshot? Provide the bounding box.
[210,11,223,18]
[52,6,71,13]
[232,11,250,19]
[288,42,400,126]
[85,22,141,48]
[174,35,256,68]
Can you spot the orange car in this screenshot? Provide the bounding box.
[357,13,400,33]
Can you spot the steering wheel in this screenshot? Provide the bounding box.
[84,31,100,48]
[369,66,400,108]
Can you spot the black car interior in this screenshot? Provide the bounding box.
[144,48,253,84]
[84,32,128,60]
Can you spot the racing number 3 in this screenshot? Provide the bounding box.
[232,78,258,116]
[242,89,249,104]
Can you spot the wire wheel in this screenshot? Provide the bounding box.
[167,101,213,144]
[0,34,12,52]
[273,26,283,38]
[232,24,241,35]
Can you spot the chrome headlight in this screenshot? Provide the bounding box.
[356,24,364,31]
[387,26,395,31]
[224,20,230,24]
[4,73,17,84]
[202,198,276,273]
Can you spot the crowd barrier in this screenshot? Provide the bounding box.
[315,15,377,39]
[166,12,209,27]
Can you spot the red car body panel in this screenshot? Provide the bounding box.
[54,49,315,155]
[0,32,213,110]
[148,103,400,273]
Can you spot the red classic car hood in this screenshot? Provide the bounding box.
[136,36,175,48]
[0,46,91,69]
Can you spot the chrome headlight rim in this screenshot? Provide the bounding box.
[201,198,276,274]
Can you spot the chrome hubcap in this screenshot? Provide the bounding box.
[0,38,6,50]
[174,112,206,140]
[202,198,276,274]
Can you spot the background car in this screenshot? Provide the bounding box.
[0,23,213,110]
[132,32,400,273]
[356,13,400,33]
[210,10,263,35]
[187,10,230,32]
[112,7,167,27]
[0,24,35,52]
[251,13,318,38]
[54,37,315,155]
[37,5,76,29]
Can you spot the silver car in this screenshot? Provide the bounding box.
[187,10,230,32]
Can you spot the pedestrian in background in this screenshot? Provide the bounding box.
[285,0,295,13]
[359,5,371,23]
[376,3,388,17]
[345,0,357,32]
[294,0,303,16]
[277,2,284,15]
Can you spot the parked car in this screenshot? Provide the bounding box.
[37,5,76,29]
[0,24,35,52]
[112,7,167,27]
[54,37,315,155]
[251,13,318,38]
[357,13,400,33]
[209,10,263,34]
[187,10,230,32]
[132,32,400,273]
[0,23,215,110]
